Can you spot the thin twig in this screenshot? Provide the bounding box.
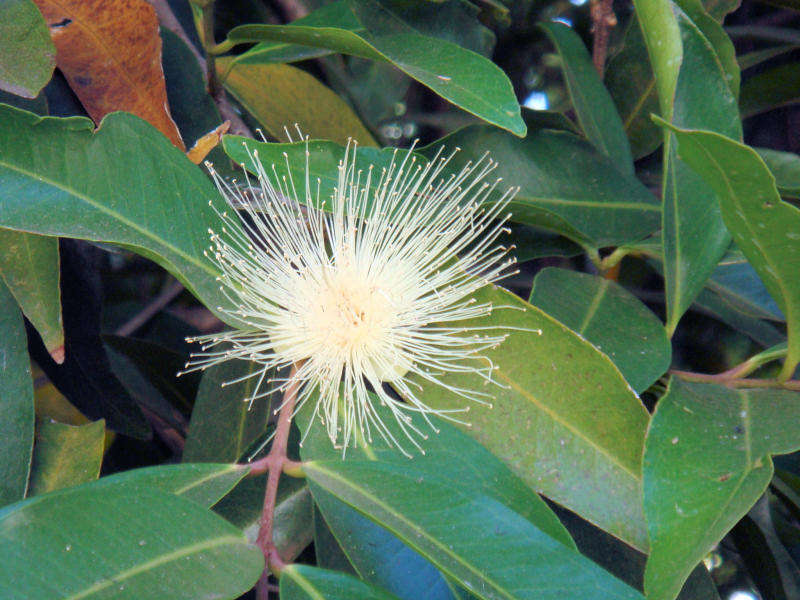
[670,370,800,391]
[255,364,302,600]
[115,279,184,337]
[590,0,617,76]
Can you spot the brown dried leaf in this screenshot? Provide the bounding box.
[35,0,184,149]
[186,121,230,165]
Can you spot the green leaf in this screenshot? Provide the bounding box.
[299,394,574,548]
[529,268,671,393]
[222,0,524,136]
[411,284,651,551]
[674,0,740,99]
[0,229,63,360]
[0,483,263,599]
[757,147,800,198]
[310,487,456,600]
[160,28,229,171]
[96,463,250,508]
[639,6,742,335]
[184,359,272,463]
[0,0,55,97]
[298,392,575,596]
[281,565,400,600]
[605,16,662,159]
[28,419,105,496]
[0,279,35,507]
[540,21,633,173]
[662,124,800,379]
[708,253,784,321]
[643,378,800,600]
[694,287,786,348]
[218,59,377,146]
[0,105,236,325]
[419,126,660,249]
[740,62,800,118]
[224,129,659,250]
[305,460,643,600]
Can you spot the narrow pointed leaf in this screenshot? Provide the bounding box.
[0,279,35,507]
[643,7,741,335]
[94,463,250,508]
[420,126,660,249]
[540,21,633,173]
[644,379,800,600]
[0,230,63,361]
[664,124,800,379]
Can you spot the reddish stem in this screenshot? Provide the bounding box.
[254,364,301,600]
[590,0,617,76]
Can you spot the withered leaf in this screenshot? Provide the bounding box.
[35,0,184,149]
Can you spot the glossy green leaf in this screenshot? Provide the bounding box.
[28,419,105,496]
[298,392,574,597]
[309,487,456,600]
[663,125,800,379]
[675,0,740,98]
[632,0,682,121]
[184,359,272,463]
[411,284,651,551]
[605,16,662,159]
[644,378,800,600]
[740,62,800,118]
[0,229,63,360]
[305,460,643,600]
[540,21,633,173]
[96,463,249,508]
[299,394,574,548]
[0,483,263,599]
[281,564,400,600]
[222,0,524,136]
[758,147,800,198]
[0,0,55,97]
[224,129,659,250]
[0,279,35,507]
[642,7,742,335]
[0,105,235,325]
[529,268,671,393]
[218,59,377,146]
[419,126,660,249]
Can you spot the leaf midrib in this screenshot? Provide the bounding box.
[0,160,218,280]
[65,535,247,599]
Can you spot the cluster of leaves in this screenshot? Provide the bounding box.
[1,0,800,599]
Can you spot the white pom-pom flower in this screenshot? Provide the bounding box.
[183,141,520,456]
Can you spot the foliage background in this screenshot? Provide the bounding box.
[1,0,800,599]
